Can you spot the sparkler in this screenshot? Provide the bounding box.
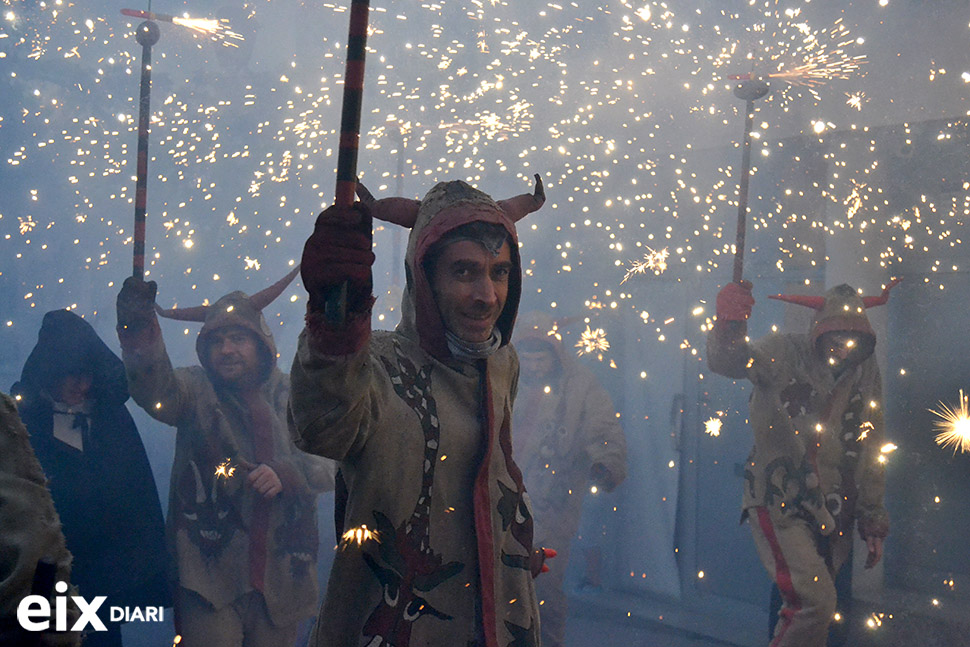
[127,15,159,279]
[575,325,610,358]
[214,458,237,480]
[621,247,669,283]
[704,417,723,437]
[930,389,970,455]
[340,524,379,548]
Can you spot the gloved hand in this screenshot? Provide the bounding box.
[301,202,374,316]
[116,276,158,333]
[715,280,754,322]
[530,547,558,578]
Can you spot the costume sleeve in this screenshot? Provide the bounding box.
[706,320,752,379]
[118,318,196,427]
[0,394,81,646]
[581,376,627,491]
[270,452,337,495]
[854,360,889,540]
[288,328,381,462]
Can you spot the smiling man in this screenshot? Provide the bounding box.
[115,269,334,647]
[290,177,552,647]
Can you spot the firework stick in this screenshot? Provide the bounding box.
[131,20,160,279]
[731,79,770,284]
[325,0,372,324]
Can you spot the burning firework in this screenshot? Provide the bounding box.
[930,389,970,455]
[121,8,243,46]
[341,525,379,549]
[704,417,723,437]
[214,458,237,479]
[621,247,669,283]
[575,326,610,358]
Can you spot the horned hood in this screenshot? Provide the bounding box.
[363,177,544,361]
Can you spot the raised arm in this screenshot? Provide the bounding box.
[581,373,627,492]
[116,276,194,426]
[706,280,755,379]
[288,200,379,462]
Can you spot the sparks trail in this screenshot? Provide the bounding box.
[121,8,243,46]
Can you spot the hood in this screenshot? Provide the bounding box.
[363,176,544,361]
[768,279,900,362]
[12,309,128,407]
[515,310,569,366]
[155,266,300,384]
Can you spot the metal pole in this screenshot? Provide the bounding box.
[731,78,769,284]
[131,20,160,279]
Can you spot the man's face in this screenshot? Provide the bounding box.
[519,348,557,384]
[207,326,262,385]
[430,238,513,343]
[55,373,93,406]
[818,331,863,372]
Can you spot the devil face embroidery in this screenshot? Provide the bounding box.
[275,494,319,579]
[176,459,244,560]
[497,481,535,571]
[361,511,463,647]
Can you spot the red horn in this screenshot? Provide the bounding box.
[497,173,545,223]
[862,277,901,308]
[251,265,302,311]
[357,182,420,228]
[155,302,209,322]
[767,294,826,310]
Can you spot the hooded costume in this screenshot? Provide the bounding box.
[11,309,170,624]
[117,269,335,635]
[290,177,546,647]
[707,282,894,647]
[512,311,627,647]
[0,391,80,647]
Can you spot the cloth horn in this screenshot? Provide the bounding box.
[250,265,302,311]
[155,302,208,322]
[357,182,420,228]
[497,173,545,222]
[862,277,901,308]
[766,294,826,310]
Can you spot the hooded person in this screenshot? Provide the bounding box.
[115,267,336,647]
[10,309,169,646]
[289,175,553,647]
[512,312,626,647]
[706,280,896,647]
[0,391,81,647]
[512,311,627,647]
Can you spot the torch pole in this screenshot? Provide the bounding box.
[731,78,769,284]
[132,20,160,279]
[325,0,372,324]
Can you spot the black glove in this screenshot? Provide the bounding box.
[301,202,374,316]
[116,276,158,333]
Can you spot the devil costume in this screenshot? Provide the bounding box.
[290,178,547,647]
[512,311,627,647]
[116,269,335,644]
[707,282,894,647]
[11,310,170,645]
[0,391,80,647]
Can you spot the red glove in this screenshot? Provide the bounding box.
[715,280,754,322]
[301,203,375,316]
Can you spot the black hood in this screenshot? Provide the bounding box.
[12,309,129,407]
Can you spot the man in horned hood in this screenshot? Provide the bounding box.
[707,279,896,647]
[290,176,552,647]
[116,269,335,647]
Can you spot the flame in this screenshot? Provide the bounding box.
[930,389,970,454]
[341,525,379,548]
[214,458,237,479]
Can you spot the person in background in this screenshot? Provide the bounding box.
[707,280,895,647]
[116,268,335,647]
[512,310,627,647]
[0,390,81,647]
[11,309,169,647]
[289,177,553,646]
